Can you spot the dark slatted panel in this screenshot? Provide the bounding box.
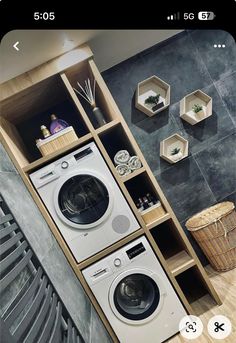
[37,294,58,343]
[0,194,85,343]
[0,241,28,273]
[5,268,43,327]
[23,285,53,343]
[49,302,63,343]
[0,249,33,292]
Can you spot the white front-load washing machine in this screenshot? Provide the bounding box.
[30,142,139,262]
[83,236,187,343]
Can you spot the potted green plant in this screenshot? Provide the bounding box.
[170,147,183,162]
[144,94,163,112]
[192,104,205,119]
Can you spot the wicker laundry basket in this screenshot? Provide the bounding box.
[186,202,236,272]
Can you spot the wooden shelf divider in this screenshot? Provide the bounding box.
[119,166,146,182]
[146,213,171,230]
[166,251,196,276]
[23,133,93,173]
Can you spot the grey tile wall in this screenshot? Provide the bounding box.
[0,144,112,343]
[102,30,236,264]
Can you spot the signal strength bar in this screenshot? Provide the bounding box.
[167,12,180,20]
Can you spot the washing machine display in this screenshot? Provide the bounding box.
[30,143,139,263]
[83,237,187,343]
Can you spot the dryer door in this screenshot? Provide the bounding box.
[54,171,113,229]
[109,268,166,325]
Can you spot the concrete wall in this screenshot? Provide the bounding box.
[0,143,112,343]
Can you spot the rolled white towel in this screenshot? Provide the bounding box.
[128,156,142,170]
[114,150,130,165]
[116,164,132,176]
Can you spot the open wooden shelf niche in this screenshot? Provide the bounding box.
[64,60,119,128]
[0,74,90,169]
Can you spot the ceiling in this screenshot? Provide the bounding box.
[0,30,183,83]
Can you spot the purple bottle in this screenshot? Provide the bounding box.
[50,114,69,134]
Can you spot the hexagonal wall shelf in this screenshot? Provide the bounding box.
[160,133,189,164]
[135,75,170,117]
[180,89,212,125]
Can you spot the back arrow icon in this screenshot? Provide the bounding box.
[13,42,19,51]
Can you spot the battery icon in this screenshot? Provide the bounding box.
[198,11,215,20]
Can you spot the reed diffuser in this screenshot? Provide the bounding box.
[73,78,107,127]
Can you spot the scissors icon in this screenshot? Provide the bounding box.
[214,322,225,332]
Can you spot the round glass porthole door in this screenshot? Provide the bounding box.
[113,273,160,321]
[57,174,110,226]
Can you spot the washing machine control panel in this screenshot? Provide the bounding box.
[61,161,69,169]
[114,257,122,267]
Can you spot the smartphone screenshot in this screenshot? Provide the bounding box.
[0,1,235,342]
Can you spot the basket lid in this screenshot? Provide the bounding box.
[36,126,73,147]
[186,202,235,231]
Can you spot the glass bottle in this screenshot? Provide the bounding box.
[40,125,51,138]
[143,196,149,209]
[50,114,69,134]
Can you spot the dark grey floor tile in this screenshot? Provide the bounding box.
[194,133,236,201]
[189,30,236,81]
[138,32,212,104]
[0,143,18,173]
[180,221,209,266]
[218,191,236,204]
[90,307,113,343]
[41,242,92,343]
[103,31,212,125]
[215,72,236,124]
[102,56,152,126]
[129,114,182,175]
[170,84,235,154]
[155,156,216,222]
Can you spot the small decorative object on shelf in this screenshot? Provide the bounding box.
[135,192,166,224]
[40,125,51,138]
[128,156,142,171]
[36,126,78,157]
[114,150,142,177]
[50,114,69,134]
[114,150,130,165]
[160,133,188,164]
[135,75,170,117]
[180,89,212,125]
[135,192,158,212]
[192,104,205,119]
[170,147,183,162]
[73,78,107,127]
[144,94,164,112]
[115,164,132,177]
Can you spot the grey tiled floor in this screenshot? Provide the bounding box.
[103,30,236,264]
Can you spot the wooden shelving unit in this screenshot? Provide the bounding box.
[0,44,221,343]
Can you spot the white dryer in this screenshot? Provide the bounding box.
[83,236,187,343]
[30,142,139,262]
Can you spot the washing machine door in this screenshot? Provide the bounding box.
[109,268,166,325]
[54,170,114,229]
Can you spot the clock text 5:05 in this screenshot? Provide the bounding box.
[34,12,56,20]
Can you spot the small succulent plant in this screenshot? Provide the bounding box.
[171,147,181,155]
[145,94,160,105]
[192,104,203,113]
